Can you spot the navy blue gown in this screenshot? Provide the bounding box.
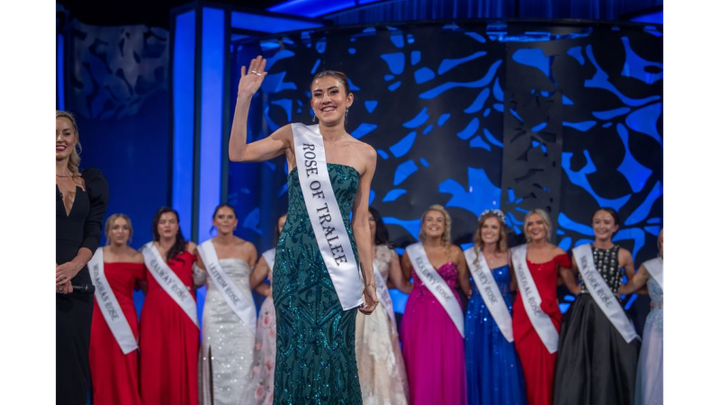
[465,264,527,405]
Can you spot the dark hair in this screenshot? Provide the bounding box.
[594,207,621,235]
[369,207,391,247]
[213,203,237,219]
[209,203,239,236]
[152,207,188,263]
[311,70,350,97]
[275,213,287,243]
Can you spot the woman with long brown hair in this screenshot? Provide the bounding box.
[462,209,526,405]
[139,207,199,405]
[229,55,378,403]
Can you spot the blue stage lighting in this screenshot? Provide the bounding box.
[231,11,323,33]
[267,0,356,18]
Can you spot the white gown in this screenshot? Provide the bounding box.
[194,258,256,405]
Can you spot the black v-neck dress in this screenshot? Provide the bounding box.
[56,168,108,405]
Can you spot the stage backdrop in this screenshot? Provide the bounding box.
[229,20,662,329]
[59,12,172,316]
[61,17,172,247]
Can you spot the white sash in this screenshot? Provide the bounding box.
[574,244,639,343]
[643,257,663,292]
[87,249,138,354]
[142,242,199,328]
[464,248,513,342]
[292,123,363,310]
[262,248,276,276]
[406,243,464,337]
[373,263,397,326]
[511,244,558,353]
[197,240,257,335]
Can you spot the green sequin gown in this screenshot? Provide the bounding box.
[272,163,363,404]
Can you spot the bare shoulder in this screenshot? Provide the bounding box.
[553,245,567,256]
[618,247,633,262]
[350,140,376,175]
[353,139,377,157]
[449,244,465,260]
[186,241,198,254]
[618,247,632,257]
[129,248,144,263]
[238,237,258,254]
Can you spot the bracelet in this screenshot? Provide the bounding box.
[364,283,376,290]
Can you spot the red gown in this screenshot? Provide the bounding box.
[512,253,571,405]
[139,250,199,405]
[89,261,144,405]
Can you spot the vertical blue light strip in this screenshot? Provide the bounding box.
[57,34,65,110]
[198,7,225,241]
[172,11,196,236]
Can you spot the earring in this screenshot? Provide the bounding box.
[312,114,317,123]
[345,108,349,118]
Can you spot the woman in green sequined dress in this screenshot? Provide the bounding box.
[229,56,379,404]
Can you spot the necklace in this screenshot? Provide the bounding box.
[56,173,74,178]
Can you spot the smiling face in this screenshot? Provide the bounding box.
[592,209,619,242]
[157,212,179,240]
[109,216,132,246]
[480,216,502,246]
[422,210,446,240]
[310,76,353,126]
[56,117,78,161]
[213,206,238,236]
[524,213,548,242]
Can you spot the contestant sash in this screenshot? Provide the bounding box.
[262,248,276,276]
[88,248,138,354]
[511,244,558,353]
[142,242,199,328]
[292,123,363,310]
[574,244,639,343]
[373,263,397,326]
[464,248,514,342]
[406,243,464,337]
[643,257,665,294]
[197,240,256,335]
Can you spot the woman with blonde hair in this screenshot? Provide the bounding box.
[88,214,145,404]
[56,110,109,405]
[510,209,575,405]
[400,204,467,405]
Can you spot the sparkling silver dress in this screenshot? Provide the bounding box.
[194,258,257,405]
